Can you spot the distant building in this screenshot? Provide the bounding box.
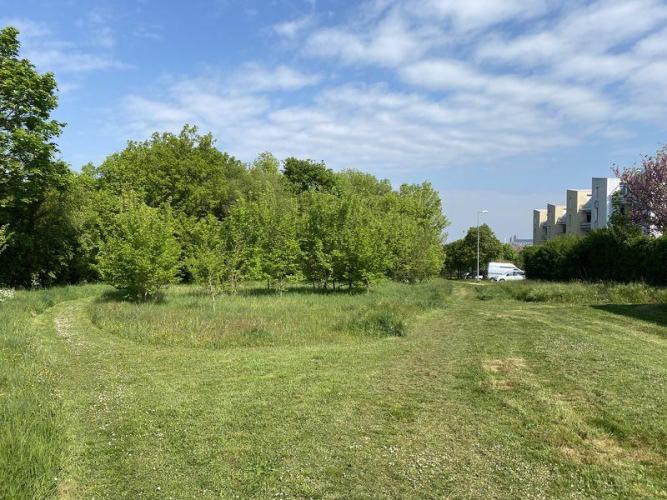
[508,235,532,249]
[533,177,621,244]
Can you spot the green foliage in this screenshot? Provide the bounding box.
[98,197,181,300]
[300,192,392,289]
[524,231,667,285]
[356,309,407,337]
[443,224,505,276]
[336,169,392,197]
[331,195,390,289]
[96,125,247,218]
[475,280,667,305]
[185,215,228,299]
[0,224,9,255]
[255,192,302,292]
[0,26,71,286]
[0,30,448,290]
[282,157,338,194]
[522,234,580,281]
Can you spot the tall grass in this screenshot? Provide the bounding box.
[476,280,667,304]
[0,285,105,499]
[89,280,453,349]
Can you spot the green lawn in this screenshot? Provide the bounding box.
[1,280,666,498]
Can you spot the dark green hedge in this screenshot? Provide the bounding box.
[523,230,667,285]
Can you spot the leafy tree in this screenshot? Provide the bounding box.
[384,183,447,282]
[443,239,474,277]
[397,182,449,236]
[221,198,263,292]
[252,151,280,175]
[0,26,71,285]
[253,191,302,293]
[522,234,579,281]
[98,197,181,300]
[186,215,228,300]
[96,125,247,219]
[0,225,9,255]
[246,152,287,201]
[499,243,520,264]
[299,191,338,288]
[331,196,389,289]
[463,224,502,274]
[615,147,667,234]
[388,214,444,283]
[336,169,392,197]
[443,224,503,276]
[283,157,338,194]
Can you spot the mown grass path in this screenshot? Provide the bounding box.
[20,282,667,497]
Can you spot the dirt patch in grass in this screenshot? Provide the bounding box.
[559,436,659,466]
[483,358,527,374]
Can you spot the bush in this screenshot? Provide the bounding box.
[351,306,407,337]
[475,281,667,304]
[523,235,580,280]
[98,199,181,300]
[524,231,667,285]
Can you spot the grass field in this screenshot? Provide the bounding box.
[1,279,666,498]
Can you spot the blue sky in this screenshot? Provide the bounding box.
[3,0,667,240]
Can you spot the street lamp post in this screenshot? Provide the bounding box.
[477,210,489,279]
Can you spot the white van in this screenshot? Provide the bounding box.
[487,262,525,281]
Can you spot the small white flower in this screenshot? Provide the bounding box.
[0,288,14,303]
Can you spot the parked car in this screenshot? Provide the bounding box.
[488,261,524,281]
[493,271,526,282]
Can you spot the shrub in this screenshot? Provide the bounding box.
[525,231,667,285]
[98,198,181,300]
[352,307,407,337]
[523,235,580,280]
[475,281,667,304]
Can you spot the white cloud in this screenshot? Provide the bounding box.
[306,10,436,66]
[274,16,314,39]
[476,0,667,72]
[407,0,550,30]
[231,64,322,91]
[117,0,666,196]
[2,17,127,74]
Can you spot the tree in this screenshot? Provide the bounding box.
[283,157,338,194]
[96,125,247,219]
[388,214,444,283]
[384,183,447,282]
[254,191,302,293]
[336,169,392,197]
[615,146,667,234]
[331,196,389,289]
[186,215,228,300]
[443,239,474,277]
[98,197,181,300]
[522,234,579,280]
[444,224,503,276]
[299,191,338,288]
[0,26,71,285]
[0,224,9,255]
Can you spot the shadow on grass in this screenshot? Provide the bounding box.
[241,286,367,297]
[592,304,667,331]
[182,285,368,298]
[96,289,167,304]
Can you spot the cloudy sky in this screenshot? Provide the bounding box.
[3,0,667,239]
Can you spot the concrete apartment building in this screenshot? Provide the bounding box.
[533,177,621,244]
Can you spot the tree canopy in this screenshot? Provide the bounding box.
[0,26,71,286]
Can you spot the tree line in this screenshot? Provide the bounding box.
[0,27,447,299]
